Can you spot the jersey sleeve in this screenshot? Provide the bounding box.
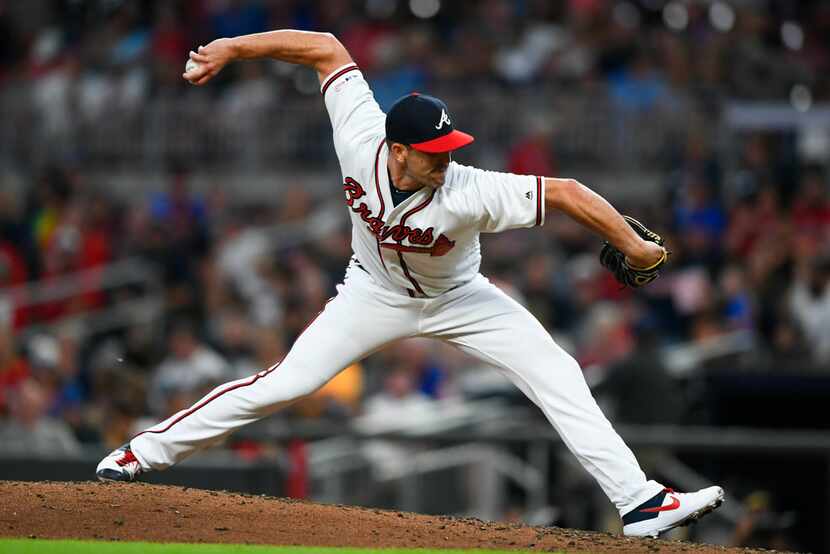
[321,63,386,156]
[452,163,545,233]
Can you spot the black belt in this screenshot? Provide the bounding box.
[354,257,463,298]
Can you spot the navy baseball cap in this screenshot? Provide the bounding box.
[385,93,474,153]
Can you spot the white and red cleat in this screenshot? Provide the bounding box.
[622,486,724,538]
[96,444,145,482]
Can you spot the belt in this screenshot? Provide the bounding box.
[353,257,464,298]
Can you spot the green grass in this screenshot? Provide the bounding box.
[0,539,555,554]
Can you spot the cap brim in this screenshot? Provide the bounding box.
[411,130,475,153]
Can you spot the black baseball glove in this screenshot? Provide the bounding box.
[599,215,668,288]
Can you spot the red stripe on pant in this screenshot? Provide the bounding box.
[134,300,332,438]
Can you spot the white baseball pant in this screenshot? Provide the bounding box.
[130,266,663,513]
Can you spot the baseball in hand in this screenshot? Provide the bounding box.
[185,58,201,75]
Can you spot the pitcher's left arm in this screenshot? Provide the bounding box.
[544,178,666,269]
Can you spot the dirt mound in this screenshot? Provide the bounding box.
[0,481,789,553]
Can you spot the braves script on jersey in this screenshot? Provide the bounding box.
[322,63,544,297]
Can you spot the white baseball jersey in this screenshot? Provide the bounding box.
[321,63,545,297]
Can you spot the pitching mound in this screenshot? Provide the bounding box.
[0,481,787,553]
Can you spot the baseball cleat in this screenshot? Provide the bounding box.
[622,485,724,538]
[96,443,145,482]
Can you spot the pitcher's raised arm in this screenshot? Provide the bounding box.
[183,30,352,86]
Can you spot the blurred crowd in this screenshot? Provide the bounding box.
[1,126,829,450]
[0,2,829,549]
[0,0,828,444]
[1,0,828,103]
[0,0,827,172]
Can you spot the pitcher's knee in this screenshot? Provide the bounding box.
[523,346,584,384]
[249,364,330,409]
[562,354,583,375]
[533,341,580,371]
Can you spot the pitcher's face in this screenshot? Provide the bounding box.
[401,147,451,189]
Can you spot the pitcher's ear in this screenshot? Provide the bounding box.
[390,142,409,163]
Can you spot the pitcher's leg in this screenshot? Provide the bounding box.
[425,279,661,512]
[130,278,414,471]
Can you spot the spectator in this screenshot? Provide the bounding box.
[0,326,29,416]
[726,185,782,260]
[149,167,210,262]
[221,60,277,136]
[367,28,430,111]
[789,256,830,362]
[607,48,669,113]
[382,339,450,400]
[507,118,558,178]
[673,179,727,267]
[577,302,635,370]
[151,4,189,68]
[0,378,81,455]
[360,364,435,427]
[790,166,830,241]
[597,321,683,425]
[0,235,28,329]
[148,320,230,417]
[719,264,754,331]
[356,365,436,489]
[731,491,798,551]
[210,0,268,39]
[765,316,812,371]
[210,309,259,380]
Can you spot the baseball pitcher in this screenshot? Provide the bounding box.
[97,30,723,538]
